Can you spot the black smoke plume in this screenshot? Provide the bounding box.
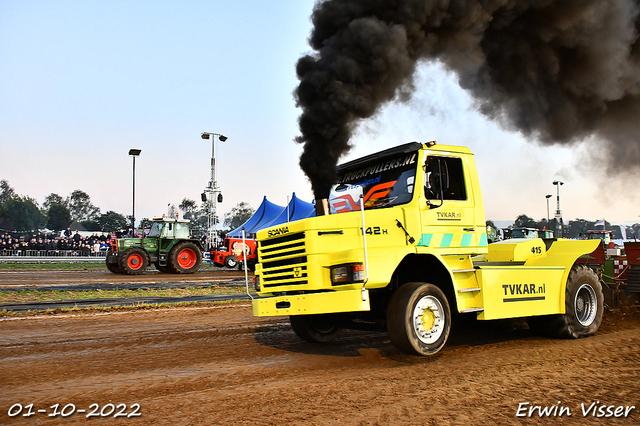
[294,0,640,199]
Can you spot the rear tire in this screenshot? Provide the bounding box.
[290,314,342,343]
[387,282,451,356]
[167,242,202,274]
[527,265,603,338]
[119,247,148,275]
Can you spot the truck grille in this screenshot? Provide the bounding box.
[259,232,307,288]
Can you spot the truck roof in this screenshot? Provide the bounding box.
[336,142,473,172]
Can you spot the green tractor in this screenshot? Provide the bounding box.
[106,217,203,275]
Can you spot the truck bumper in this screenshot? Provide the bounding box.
[252,289,371,317]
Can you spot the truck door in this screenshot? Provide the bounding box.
[418,155,485,254]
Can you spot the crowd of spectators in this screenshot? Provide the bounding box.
[1,227,228,257]
[0,228,112,256]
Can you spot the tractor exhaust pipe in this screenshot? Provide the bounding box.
[315,198,331,216]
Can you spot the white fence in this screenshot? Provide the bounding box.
[0,250,107,257]
[0,250,107,263]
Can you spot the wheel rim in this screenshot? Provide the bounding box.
[412,295,445,344]
[575,283,597,326]
[127,253,143,270]
[177,248,197,268]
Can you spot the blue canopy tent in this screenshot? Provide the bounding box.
[227,196,284,237]
[227,194,316,238]
[260,192,316,229]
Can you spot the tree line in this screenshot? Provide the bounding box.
[0,179,129,232]
[5,178,633,239]
[0,179,255,234]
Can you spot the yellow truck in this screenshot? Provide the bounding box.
[252,142,603,355]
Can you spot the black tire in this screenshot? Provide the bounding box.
[106,255,123,274]
[247,258,257,272]
[527,265,603,338]
[119,247,149,275]
[387,282,451,356]
[224,255,238,269]
[167,242,202,274]
[290,314,342,343]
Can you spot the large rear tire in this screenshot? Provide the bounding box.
[290,314,342,343]
[527,265,603,338]
[167,242,202,274]
[387,282,451,356]
[119,247,149,275]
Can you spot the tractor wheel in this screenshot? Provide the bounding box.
[290,314,342,343]
[527,265,603,338]
[154,262,169,273]
[387,282,451,356]
[167,242,202,274]
[224,255,238,269]
[105,254,123,274]
[119,247,149,275]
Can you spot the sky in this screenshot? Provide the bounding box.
[1,0,638,229]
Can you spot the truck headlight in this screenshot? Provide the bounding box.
[331,263,365,285]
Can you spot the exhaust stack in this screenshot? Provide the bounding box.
[315,199,331,216]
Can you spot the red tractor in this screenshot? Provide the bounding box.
[210,236,258,270]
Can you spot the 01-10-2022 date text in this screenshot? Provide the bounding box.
[8,403,141,418]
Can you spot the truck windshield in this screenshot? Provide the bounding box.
[329,150,418,214]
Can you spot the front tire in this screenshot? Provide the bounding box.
[290,314,342,343]
[167,242,202,274]
[119,247,149,275]
[387,283,451,356]
[106,254,123,274]
[224,255,238,269]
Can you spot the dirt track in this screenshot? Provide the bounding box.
[1,301,639,425]
[0,268,246,289]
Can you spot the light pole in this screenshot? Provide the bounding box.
[545,194,552,224]
[553,181,564,238]
[201,132,228,250]
[129,149,141,236]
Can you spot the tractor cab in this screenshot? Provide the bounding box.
[147,217,190,239]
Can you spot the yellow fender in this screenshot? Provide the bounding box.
[525,239,600,309]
